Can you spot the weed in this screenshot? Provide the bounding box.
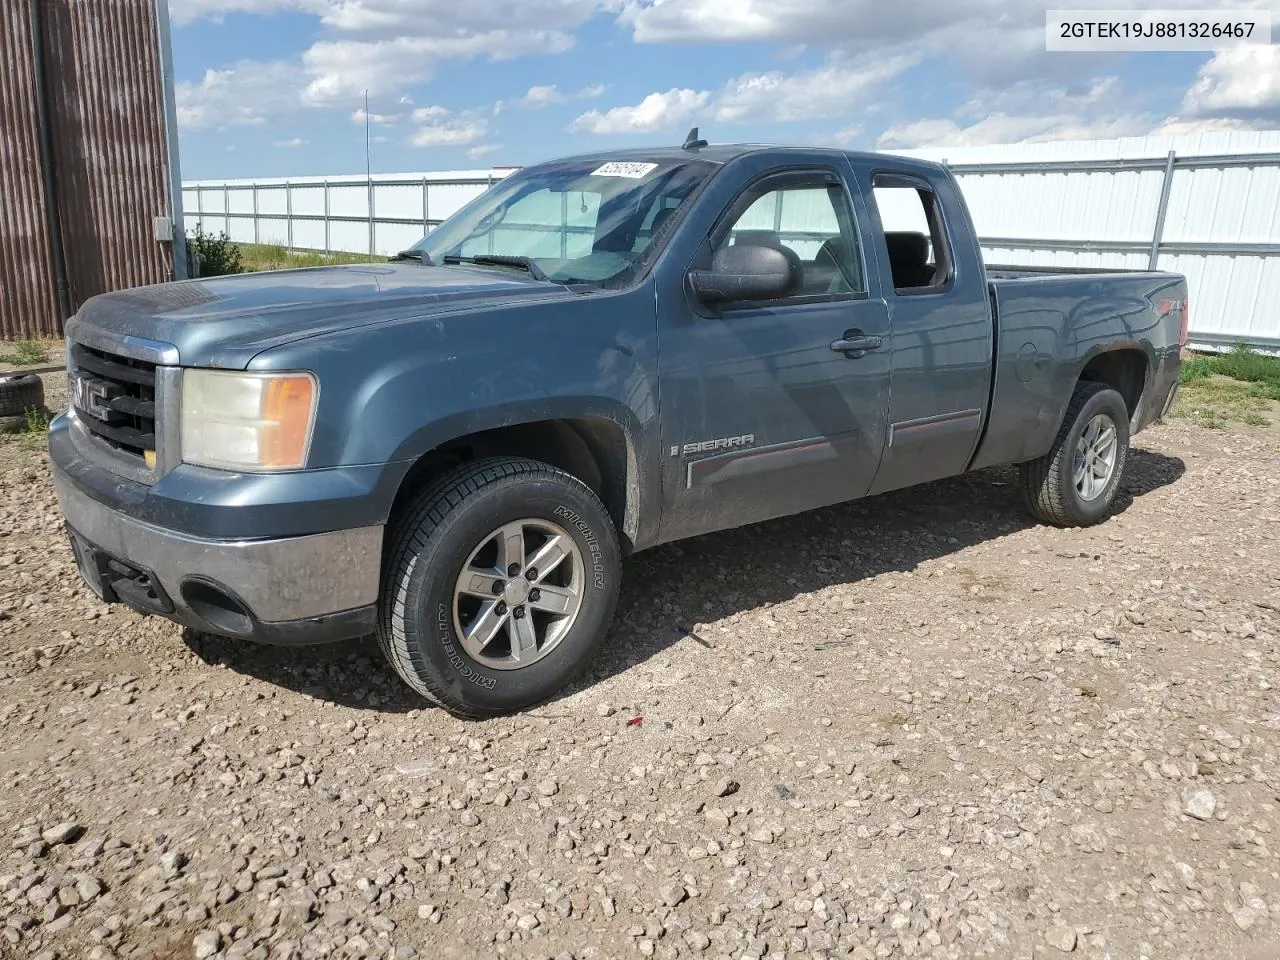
[190,225,244,277]
[1211,343,1280,389]
[0,339,50,366]
[1178,354,1213,383]
[17,406,50,453]
[1172,345,1280,428]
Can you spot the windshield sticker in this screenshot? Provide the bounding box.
[591,161,658,179]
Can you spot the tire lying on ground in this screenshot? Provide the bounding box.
[377,456,622,719]
[1019,380,1131,528]
[0,374,45,418]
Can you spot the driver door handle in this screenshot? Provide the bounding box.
[830,332,883,357]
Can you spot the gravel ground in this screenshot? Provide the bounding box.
[2,373,1278,960]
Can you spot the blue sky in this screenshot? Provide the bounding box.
[169,1,1280,181]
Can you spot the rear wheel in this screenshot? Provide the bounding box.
[1019,381,1130,528]
[377,456,621,718]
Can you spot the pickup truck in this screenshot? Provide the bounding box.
[49,136,1188,717]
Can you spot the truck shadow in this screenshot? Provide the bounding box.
[183,447,1185,714]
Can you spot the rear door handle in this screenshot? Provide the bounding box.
[830,332,883,357]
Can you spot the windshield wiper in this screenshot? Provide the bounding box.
[389,249,433,264]
[442,253,548,282]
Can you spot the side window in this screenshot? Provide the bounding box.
[871,176,952,293]
[716,177,865,302]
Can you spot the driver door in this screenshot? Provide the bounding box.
[656,167,893,541]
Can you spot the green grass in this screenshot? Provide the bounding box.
[1179,344,1280,394]
[0,339,51,366]
[238,243,385,273]
[1173,345,1280,428]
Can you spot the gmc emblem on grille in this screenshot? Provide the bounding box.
[70,374,122,422]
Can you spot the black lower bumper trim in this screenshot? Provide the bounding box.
[233,605,378,647]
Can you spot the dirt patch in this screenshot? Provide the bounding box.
[1,411,1277,960]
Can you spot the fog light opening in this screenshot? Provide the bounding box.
[180,578,254,637]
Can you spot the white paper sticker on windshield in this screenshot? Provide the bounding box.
[591,161,658,179]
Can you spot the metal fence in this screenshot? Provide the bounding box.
[181,170,516,261]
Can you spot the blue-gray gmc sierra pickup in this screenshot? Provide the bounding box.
[49,136,1187,717]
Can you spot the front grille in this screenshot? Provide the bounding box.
[69,342,158,461]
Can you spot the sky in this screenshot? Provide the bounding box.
[169,0,1280,181]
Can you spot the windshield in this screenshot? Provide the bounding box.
[407,158,718,287]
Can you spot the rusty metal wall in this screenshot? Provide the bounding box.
[0,1,59,340]
[0,0,180,340]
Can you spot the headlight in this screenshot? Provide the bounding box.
[180,370,318,471]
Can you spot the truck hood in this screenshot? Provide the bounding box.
[68,262,577,369]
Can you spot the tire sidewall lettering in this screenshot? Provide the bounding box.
[436,600,497,690]
[553,504,607,591]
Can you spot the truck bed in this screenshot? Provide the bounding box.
[967,267,1188,472]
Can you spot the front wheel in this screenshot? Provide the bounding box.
[377,457,621,718]
[1019,381,1131,528]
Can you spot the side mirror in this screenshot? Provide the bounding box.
[688,243,797,305]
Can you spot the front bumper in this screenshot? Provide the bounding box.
[51,433,383,646]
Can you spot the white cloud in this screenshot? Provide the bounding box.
[713,53,918,123]
[170,0,606,32]
[175,60,307,130]
[175,0,1280,159]
[273,137,309,147]
[301,31,576,105]
[524,84,566,108]
[571,88,710,134]
[173,0,605,135]
[619,0,1254,45]
[833,123,862,145]
[875,77,1155,148]
[467,143,504,159]
[351,107,404,125]
[617,0,1274,88]
[873,46,1280,152]
[494,82,611,114]
[1178,46,1280,122]
[409,106,489,147]
[314,0,604,38]
[495,84,565,114]
[570,52,917,133]
[167,0,321,26]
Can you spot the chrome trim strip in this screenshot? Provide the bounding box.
[155,367,182,476]
[65,316,179,365]
[52,470,384,622]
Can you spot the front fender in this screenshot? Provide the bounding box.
[248,288,662,542]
